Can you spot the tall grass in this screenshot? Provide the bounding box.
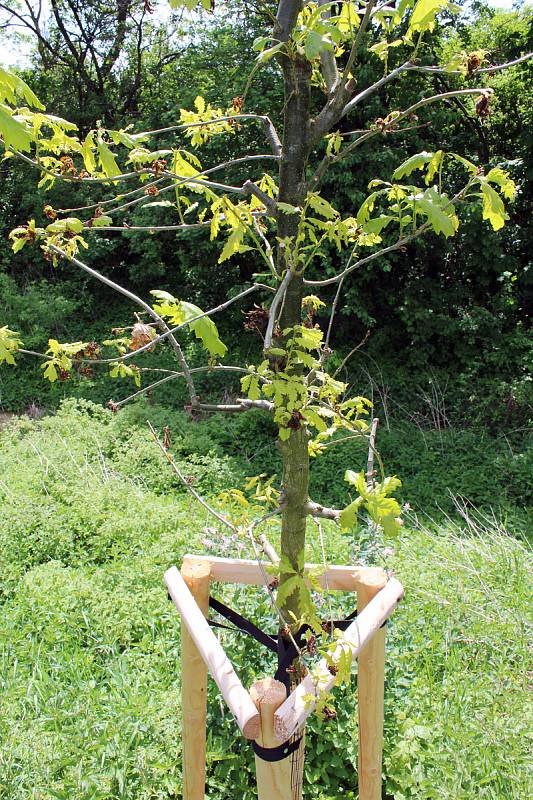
[0,401,530,799]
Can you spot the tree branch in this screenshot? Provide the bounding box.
[317,0,339,93]
[264,268,293,350]
[408,52,533,77]
[242,180,278,215]
[112,366,252,410]
[47,244,198,403]
[305,500,340,522]
[149,421,236,531]
[261,117,283,158]
[304,183,470,287]
[311,88,491,188]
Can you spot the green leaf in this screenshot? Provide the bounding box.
[150,292,227,358]
[42,361,58,382]
[82,131,96,173]
[97,137,121,178]
[479,182,508,231]
[276,575,300,609]
[485,168,516,201]
[408,0,455,36]
[0,326,22,366]
[0,105,33,152]
[277,202,300,215]
[307,193,338,220]
[0,67,44,109]
[339,498,363,530]
[90,215,113,227]
[182,302,227,357]
[278,426,291,441]
[304,30,332,61]
[392,152,434,181]
[357,191,382,225]
[425,150,444,185]
[344,469,367,496]
[415,188,459,238]
[337,2,361,34]
[450,153,478,174]
[218,225,251,264]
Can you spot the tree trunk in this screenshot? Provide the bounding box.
[276,53,312,621]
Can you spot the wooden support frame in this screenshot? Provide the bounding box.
[164,553,404,800]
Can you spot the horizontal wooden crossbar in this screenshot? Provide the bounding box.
[182,553,386,591]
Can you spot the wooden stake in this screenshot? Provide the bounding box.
[357,572,388,800]
[165,566,260,739]
[181,558,210,800]
[250,678,303,800]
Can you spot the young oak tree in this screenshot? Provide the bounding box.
[0,0,530,733]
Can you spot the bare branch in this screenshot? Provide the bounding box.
[242,180,278,215]
[306,500,341,523]
[257,532,280,564]
[147,113,280,137]
[47,244,198,403]
[342,53,533,118]
[264,268,293,350]
[12,151,277,195]
[261,117,283,158]
[148,421,236,532]
[112,366,252,410]
[342,61,410,117]
[366,418,379,488]
[194,398,274,414]
[105,283,275,364]
[342,0,377,82]
[318,0,339,93]
[311,88,491,189]
[253,218,277,276]
[408,52,533,77]
[332,330,371,377]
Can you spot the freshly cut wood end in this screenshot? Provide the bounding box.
[274,714,295,742]
[250,677,287,707]
[242,711,261,740]
[181,556,212,581]
[355,566,387,589]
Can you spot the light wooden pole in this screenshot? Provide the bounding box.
[180,558,211,800]
[250,678,303,800]
[357,571,387,800]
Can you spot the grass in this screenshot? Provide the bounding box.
[0,401,531,799]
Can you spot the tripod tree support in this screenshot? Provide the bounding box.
[164,555,404,800]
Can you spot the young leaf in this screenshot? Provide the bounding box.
[415,188,459,237]
[392,152,434,181]
[339,497,363,530]
[0,106,33,152]
[479,182,509,231]
[0,326,22,365]
[97,137,120,178]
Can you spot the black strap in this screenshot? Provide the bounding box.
[252,736,303,763]
[208,596,278,653]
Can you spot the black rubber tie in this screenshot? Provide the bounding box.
[252,735,303,763]
[208,596,278,653]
